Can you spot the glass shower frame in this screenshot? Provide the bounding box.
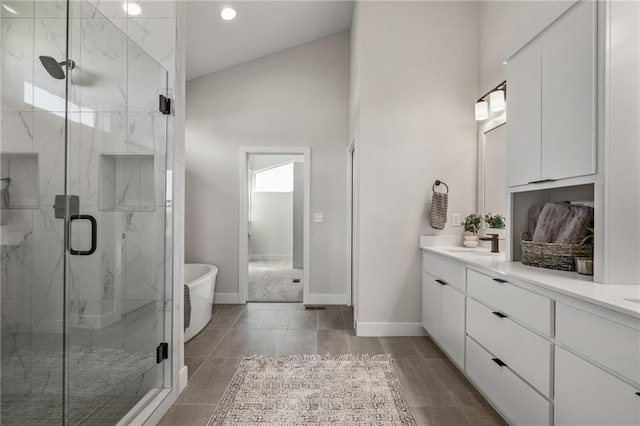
[0,0,174,423]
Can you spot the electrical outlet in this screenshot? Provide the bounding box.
[452,213,461,227]
[313,213,324,223]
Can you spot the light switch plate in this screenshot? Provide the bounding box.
[452,213,461,227]
[313,213,323,223]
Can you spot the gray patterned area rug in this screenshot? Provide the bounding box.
[208,354,417,425]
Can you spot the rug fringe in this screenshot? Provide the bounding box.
[243,353,394,363]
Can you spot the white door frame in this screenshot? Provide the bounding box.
[346,140,356,308]
[238,146,311,304]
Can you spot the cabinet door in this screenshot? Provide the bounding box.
[541,1,596,180]
[422,272,440,340]
[439,285,465,367]
[507,39,542,187]
[555,347,640,426]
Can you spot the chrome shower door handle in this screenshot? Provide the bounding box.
[69,215,97,256]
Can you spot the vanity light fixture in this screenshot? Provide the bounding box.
[122,1,142,16]
[489,89,505,112]
[475,101,489,121]
[475,80,507,121]
[220,7,237,20]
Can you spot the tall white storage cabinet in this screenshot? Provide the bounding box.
[541,0,597,180]
[506,40,542,187]
[507,1,596,187]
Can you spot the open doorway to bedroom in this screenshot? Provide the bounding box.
[239,148,310,304]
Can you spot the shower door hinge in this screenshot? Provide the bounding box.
[159,95,171,115]
[156,342,169,363]
[53,195,79,219]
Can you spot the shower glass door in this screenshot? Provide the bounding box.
[0,0,172,424]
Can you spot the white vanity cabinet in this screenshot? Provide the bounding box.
[421,253,466,368]
[465,271,553,425]
[555,302,640,425]
[420,247,640,426]
[466,337,551,426]
[555,347,640,426]
[507,0,596,187]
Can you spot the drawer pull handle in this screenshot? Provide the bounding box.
[636,392,640,397]
[435,279,448,286]
[492,311,507,318]
[492,358,507,367]
[493,278,508,284]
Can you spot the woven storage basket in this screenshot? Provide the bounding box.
[520,232,593,271]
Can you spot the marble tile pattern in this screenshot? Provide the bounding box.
[1,0,174,419]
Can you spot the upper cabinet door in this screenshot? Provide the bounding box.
[507,40,542,187]
[541,1,597,180]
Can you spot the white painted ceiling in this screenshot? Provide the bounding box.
[186,1,354,81]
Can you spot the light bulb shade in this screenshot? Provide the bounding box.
[475,101,489,121]
[489,90,505,112]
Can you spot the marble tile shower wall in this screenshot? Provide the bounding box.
[0,0,175,355]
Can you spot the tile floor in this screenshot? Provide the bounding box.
[159,303,505,426]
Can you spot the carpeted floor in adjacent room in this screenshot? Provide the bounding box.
[248,259,303,302]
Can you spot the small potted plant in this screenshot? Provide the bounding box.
[482,213,506,240]
[463,213,482,247]
[484,213,505,229]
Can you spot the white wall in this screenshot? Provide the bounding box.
[185,31,350,301]
[250,192,294,258]
[478,1,576,95]
[351,1,478,333]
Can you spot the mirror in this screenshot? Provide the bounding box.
[477,114,507,221]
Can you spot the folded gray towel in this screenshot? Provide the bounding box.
[528,203,545,236]
[532,202,593,244]
[430,192,448,230]
[184,284,191,330]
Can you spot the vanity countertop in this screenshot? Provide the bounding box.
[420,245,640,320]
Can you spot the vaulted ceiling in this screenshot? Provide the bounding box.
[186,1,354,81]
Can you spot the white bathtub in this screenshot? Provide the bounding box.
[184,264,218,342]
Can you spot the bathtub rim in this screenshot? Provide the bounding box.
[184,263,218,289]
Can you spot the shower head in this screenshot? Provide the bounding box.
[39,56,75,80]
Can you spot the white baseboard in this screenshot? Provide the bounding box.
[178,365,188,393]
[213,293,239,304]
[305,293,346,305]
[355,321,427,337]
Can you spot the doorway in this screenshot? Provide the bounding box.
[239,148,310,304]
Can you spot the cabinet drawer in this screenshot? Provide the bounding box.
[555,347,640,426]
[422,253,466,292]
[467,298,552,397]
[466,337,551,426]
[467,270,551,336]
[556,302,640,384]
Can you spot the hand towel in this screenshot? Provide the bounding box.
[184,284,191,330]
[532,202,594,244]
[430,192,448,230]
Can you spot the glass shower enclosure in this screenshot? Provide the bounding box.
[0,0,173,423]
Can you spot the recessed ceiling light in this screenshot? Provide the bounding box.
[502,60,508,65]
[220,7,237,21]
[122,1,141,16]
[2,3,19,15]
